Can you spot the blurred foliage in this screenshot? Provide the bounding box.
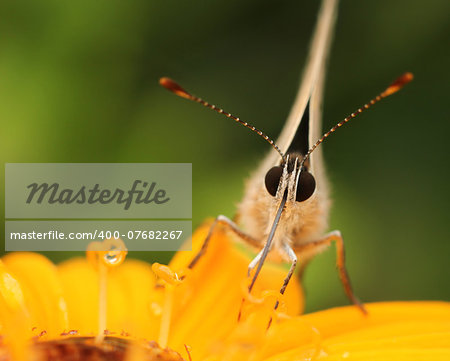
[0,0,448,312]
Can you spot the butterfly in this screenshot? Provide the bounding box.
[160,0,412,314]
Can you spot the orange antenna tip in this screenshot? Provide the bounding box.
[300,72,414,167]
[382,72,414,97]
[159,77,192,99]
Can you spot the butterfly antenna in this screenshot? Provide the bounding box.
[160,77,286,161]
[300,72,413,167]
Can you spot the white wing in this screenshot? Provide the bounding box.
[258,0,338,176]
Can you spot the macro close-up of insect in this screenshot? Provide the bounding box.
[160,0,412,314]
[0,0,448,359]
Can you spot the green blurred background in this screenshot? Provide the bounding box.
[0,0,448,313]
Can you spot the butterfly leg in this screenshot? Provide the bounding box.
[264,243,297,329]
[247,248,264,277]
[293,230,367,314]
[274,242,298,310]
[188,215,259,269]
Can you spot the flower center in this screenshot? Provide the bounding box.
[31,336,185,361]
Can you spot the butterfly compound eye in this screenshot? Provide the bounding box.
[265,166,283,197]
[296,169,316,202]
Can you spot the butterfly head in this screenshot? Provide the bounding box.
[264,153,316,204]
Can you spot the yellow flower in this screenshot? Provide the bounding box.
[0,221,449,360]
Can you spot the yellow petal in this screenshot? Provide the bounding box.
[58,257,128,335]
[2,253,68,338]
[0,260,32,360]
[258,301,450,361]
[57,258,98,334]
[110,259,160,339]
[167,221,304,359]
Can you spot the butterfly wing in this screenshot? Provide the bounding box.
[258,0,338,177]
